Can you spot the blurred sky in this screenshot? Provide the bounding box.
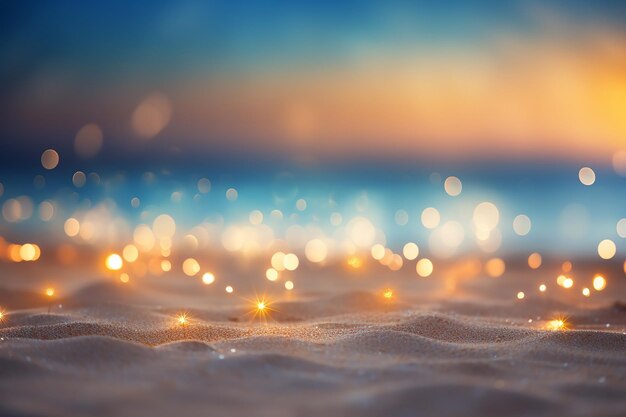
[1,0,626,167]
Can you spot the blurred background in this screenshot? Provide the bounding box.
[0,1,624,306]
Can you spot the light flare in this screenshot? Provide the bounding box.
[177,313,189,327]
[546,317,568,331]
[244,294,276,322]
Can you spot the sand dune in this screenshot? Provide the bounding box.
[0,287,625,417]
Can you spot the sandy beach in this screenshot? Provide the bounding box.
[1,269,625,417]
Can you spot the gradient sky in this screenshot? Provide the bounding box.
[1,1,626,165]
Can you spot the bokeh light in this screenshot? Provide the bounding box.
[265,268,278,281]
[202,272,215,285]
[305,239,327,263]
[473,202,499,232]
[485,258,505,277]
[371,244,385,260]
[132,94,172,138]
[74,124,103,158]
[528,252,542,269]
[197,178,211,193]
[402,242,419,260]
[347,217,376,247]
[41,149,59,170]
[578,167,596,186]
[416,258,433,277]
[593,275,606,291]
[226,188,238,201]
[513,215,531,236]
[421,208,440,229]
[444,176,462,197]
[105,254,123,271]
[123,245,139,263]
[182,258,200,276]
[616,219,626,238]
[597,239,616,259]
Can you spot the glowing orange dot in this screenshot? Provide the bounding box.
[485,258,505,277]
[527,253,542,269]
[547,319,566,331]
[177,313,189,327]
[383,289,393,299]
[347,256,363,269]
[593,275,606,291]
[45,287,55,297]
[8,244,22,262]
[561,261,572,273]
[19,243,37,261]
[182,258,200,276]
[105,254,123,271]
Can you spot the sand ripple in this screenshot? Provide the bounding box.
[0,291,625,417]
